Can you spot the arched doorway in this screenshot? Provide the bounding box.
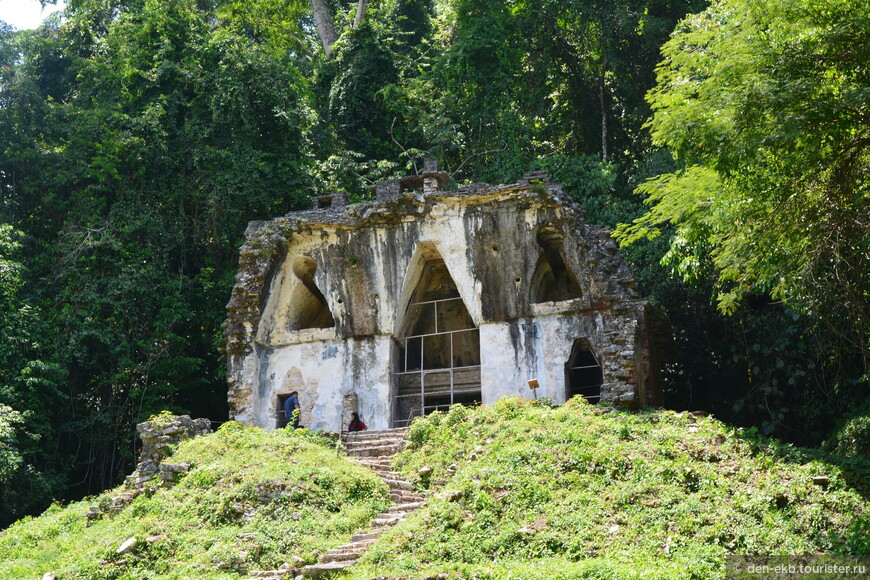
[393,256,481,426]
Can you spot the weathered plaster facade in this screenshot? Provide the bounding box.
[225,168,671,432]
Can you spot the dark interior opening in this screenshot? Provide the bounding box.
[287,256,335,331]
[276,394,291,428]
[566,339,603,403]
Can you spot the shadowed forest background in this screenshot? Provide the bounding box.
[0,0,867,527]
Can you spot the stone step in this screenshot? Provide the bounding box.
[347,446,403,458]
[390,490,424,502]
[346,445,404,455]
[358,455,394,463]
[357,460,394,469]
[364,468,398,477]
[376,510,413,522]
[357,456,394,463]
[372,514,409,527]
[342,428,407,441]
[345,436,403,444]
[319,550,361,564]
[303,561,355,578]
[367,469,399,478]
[347,450,402,460]
[344,439,405,453]
[244,570,294,579]
[385,501,424,513]
[327,538,378,553]
[377,513,414,526]
[349,531,382,543]
[390,496,424,505]
[345,442,404,452]
[344,437,407,448]
[344,430,405,438]
[381,478,412,491]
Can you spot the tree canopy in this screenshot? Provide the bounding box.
[0,0,312,525]
[615,0,869,360]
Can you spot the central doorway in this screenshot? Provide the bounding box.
[393,257,481,427]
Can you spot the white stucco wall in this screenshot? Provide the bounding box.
[479,307,612,404]
[255,336,393,432]
[253,301,639,431]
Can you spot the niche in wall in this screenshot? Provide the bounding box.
[531,226,582,303]
[286,256,335,331]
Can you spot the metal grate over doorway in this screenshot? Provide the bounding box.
[566,339,603,403]
[393,296,481,427]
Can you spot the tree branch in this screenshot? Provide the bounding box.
[453,142,508,178]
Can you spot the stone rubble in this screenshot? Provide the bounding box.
[86,415,211,520]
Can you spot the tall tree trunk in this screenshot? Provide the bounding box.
[354,0,368,28]
[599,54,609,161]
[310,0,338,56]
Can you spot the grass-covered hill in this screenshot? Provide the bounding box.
[1,400,867,580]
[0,424,390,580]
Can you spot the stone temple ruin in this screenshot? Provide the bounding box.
[225,160,672,432]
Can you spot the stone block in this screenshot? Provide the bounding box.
[423,176,439,194]
[116,537,138,555]
[423,157,439,172]
[374,180,401,201]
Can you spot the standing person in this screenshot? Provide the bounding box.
[284,391,300,429]
[348,412,367,432]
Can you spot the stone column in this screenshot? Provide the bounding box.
[423,157,440,195]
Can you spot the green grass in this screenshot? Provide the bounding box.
[350,397,869,579]
[2,401,867,580]
[0,421,389,580]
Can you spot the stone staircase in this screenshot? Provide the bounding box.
[303,428,423,578]
[244,428,424,580]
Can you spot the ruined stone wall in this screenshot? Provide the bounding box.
[129,415,212,487]
[256,337,392,430]
[88,415,212,521]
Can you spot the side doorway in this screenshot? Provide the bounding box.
[566,338,603,403]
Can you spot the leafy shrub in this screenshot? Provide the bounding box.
[825,410,870,459]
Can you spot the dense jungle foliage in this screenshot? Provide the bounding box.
[0,0,867,526]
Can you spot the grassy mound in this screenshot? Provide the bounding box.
[2,401,866,580]
[352,398,869,579]
[0,422,389,580]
